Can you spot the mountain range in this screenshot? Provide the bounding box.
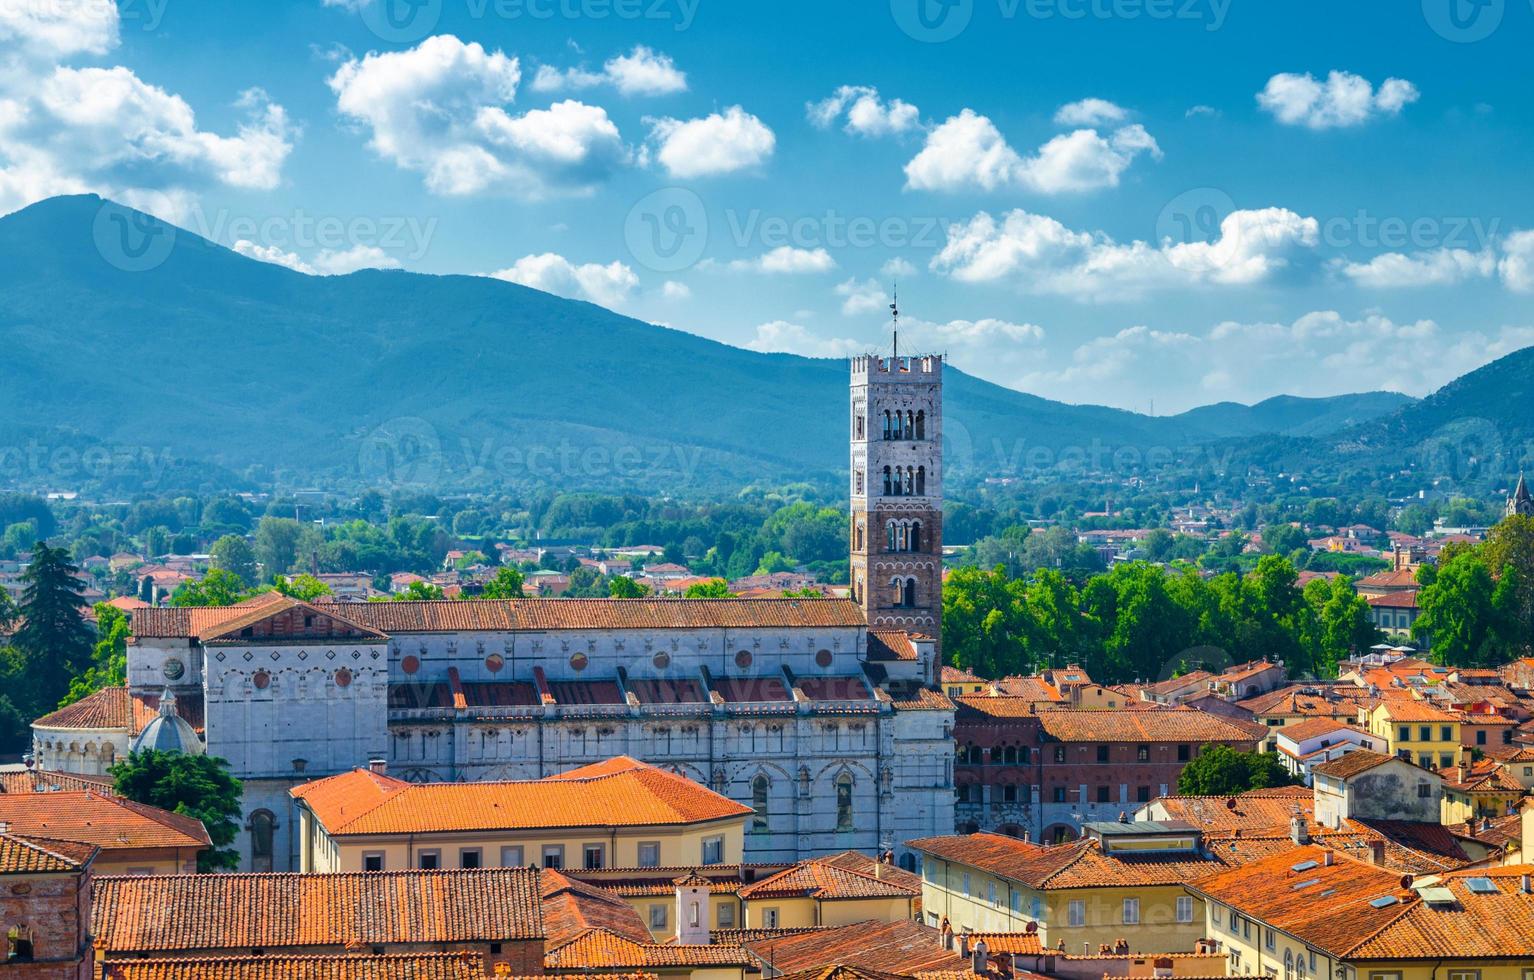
[2,194,1524,495]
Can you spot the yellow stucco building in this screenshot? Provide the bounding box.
[1365,701,1462,769]
[291,756,750,874]
[1189,842,1534,979]
[909,822,1231,953]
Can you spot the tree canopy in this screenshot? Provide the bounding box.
[1176,744,1300,795]
[111,750,245,872]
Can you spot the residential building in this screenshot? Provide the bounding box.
[98,954,490,980]
[292,756,750,873]
[734,918,967,978]
[0,791,208,875]
[1311,751,1442,830]
[1212,661,1287,700]
[1365,592,1423,645]
[1272,718,1381,784]
[941,666,987,699]
[1189,844,1534,979]
[909,820,1233,953]
[734,858,918,929]
[1236,685,1376,753]
[1,832,97,980]
[1365,700,1463,768]
[1438,760,1526,824]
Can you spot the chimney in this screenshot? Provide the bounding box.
[1522,875,1532,895]
[674,875,710,946]
[940,919,954,951]
[1290,815,1310,846]
[0,821,9,835]
[1366,840,1385,866]
[959,933,970,958]
[368,758,387,775]
[1321,849,1334,867]
[971,938,989,975]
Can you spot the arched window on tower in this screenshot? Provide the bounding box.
[855,412,864,440]
[892,578,905,606]
[904,578,918,608]
[893,411,904,439]
[886,523,897,552]
[883,411,892,440]
[916,466,926,496]
[752,774,770,833]
[904,466,914,495]
[835,773,854,830]
[911,521,922,552]
[906,411,915,439]
[882,467,892,496]
[916,410,926,440]
[250,810,276,873]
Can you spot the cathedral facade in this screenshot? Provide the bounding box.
[32,354,956,873]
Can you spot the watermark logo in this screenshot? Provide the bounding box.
[359,0,445,42]
[1421,0,1504,41]
[890,0,974,41]
[1155,186,1236,247]
[625,187,708,273]
[1418,416,1505,484]
[92,200,176,273]
[358,417,444,486]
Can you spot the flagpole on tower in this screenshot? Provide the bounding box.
[890,283,899,361]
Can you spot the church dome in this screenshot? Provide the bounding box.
[131,690,205,756]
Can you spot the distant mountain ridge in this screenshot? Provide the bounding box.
[0,195,1425,492]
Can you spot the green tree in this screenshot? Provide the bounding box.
[111,750,244,871]
[941,565,1033,677]
[13,542,95,716]
[1176,744,1299,795]
[608,575,650,598]
[210,535,258,587]
[253,517,303,577]
[272,574,333,602]
[1414,550,1504,667]
[389,581,446,601]
[1302,576,1378,678]
[0,588,15,630]
[1481,514,1534,657]
[478,566,527,599]
[1263,523,1308,556]
[683,578,735,598]
[171,569,251,607]
[60,603,131,706]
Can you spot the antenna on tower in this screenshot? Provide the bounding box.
[889,283,899,361]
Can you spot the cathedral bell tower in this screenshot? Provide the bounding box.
[849,298,942,650]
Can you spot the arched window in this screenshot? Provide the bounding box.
[752,775,770,832]
[916,466,926,495]
[892,578,905,606]
[250,810,276,873]
[906,411,915,439]
[1283,950,1294,980]
[893,411,904,439]
[911,521,922,552]
[882,411,891,440]
[835,773,854,830]
[904,578,918,608]
[882,466,892,495]
[903,466,914,495]
[855,413,864,439]
[915,411,926,440]
[887,523,897,552]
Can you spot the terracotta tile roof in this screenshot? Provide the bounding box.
[91,868,545,953]
[1355,569,1420,589]
[906,833,1229,890]
[541,869,654,947]
[819,851,924,894]
[1365,592,1420,609]
[1311,749,1400,779]
[735,860,918,900]
[0,790,210,851]
[868,629,919,662]
[1217,660,1283,683]
[1140,671,1214,697]
[1034,707,1265,743]
[713,676,791,703]
[777,966,913,980]
[1440,759,1525,793]
[990,677,1067,701]
[135,598,867,637]
[98,953,489,980]
[742,919,966,977]
[0,768,116,794]
[888,688,956,711]
[1274,717,1359,742]
[1145,791,1313,832]
[544,929,754,970]
[941,666,985,684]
[1237,685,1373,716]
[0,832,97,873]
[292,757,751,835]
[31,686,204,734]
[955,933,1043,955]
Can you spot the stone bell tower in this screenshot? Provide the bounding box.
[849,330,943,648]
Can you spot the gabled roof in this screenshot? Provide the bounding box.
[31,686,204,735]
[741,919,966,977]
[91,868,545,953]
[0,832,97,874]
[0,768,116,795]
[97,953,491,980]
[1034,707,1265,743]
[0,790,210,851]
[868,629,920,662]
[292,757,751,836]
[1312,749,1406,780]
[1274,717,1358,743]
[906,833,1228,890]
[544,930,754,970]
[541,869,654,947]
[735,860,918,901]
[1371,699,1458,722]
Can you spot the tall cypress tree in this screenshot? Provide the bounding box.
[14,542,95,714]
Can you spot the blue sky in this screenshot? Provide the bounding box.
[4,0,1534,413]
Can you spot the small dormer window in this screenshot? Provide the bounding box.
[304,615,314,628]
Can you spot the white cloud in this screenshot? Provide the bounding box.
[835,277,888,315]
[931,206,1318,298]
[806,85,921,137]
[1185,104,1220,119]
[0,0,117,59]
[1498,231,1534,293]
[1053,98,1127,127]
[489,252,639,308]
[881,257,918,279]
[904,109,1160,195]
[643,106,774,178]
[1335,248,1495,288]
[531,45,686,97]
[728,246,835,274]
[1257,71,1419,129]
[328,35,624,198]
[661,280,691,300]
[1017,311,1534,412]
[234,240,314,274]
[746,320,864,358]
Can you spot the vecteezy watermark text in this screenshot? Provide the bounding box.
[349,0,699,43]
[889,0,1231,42]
